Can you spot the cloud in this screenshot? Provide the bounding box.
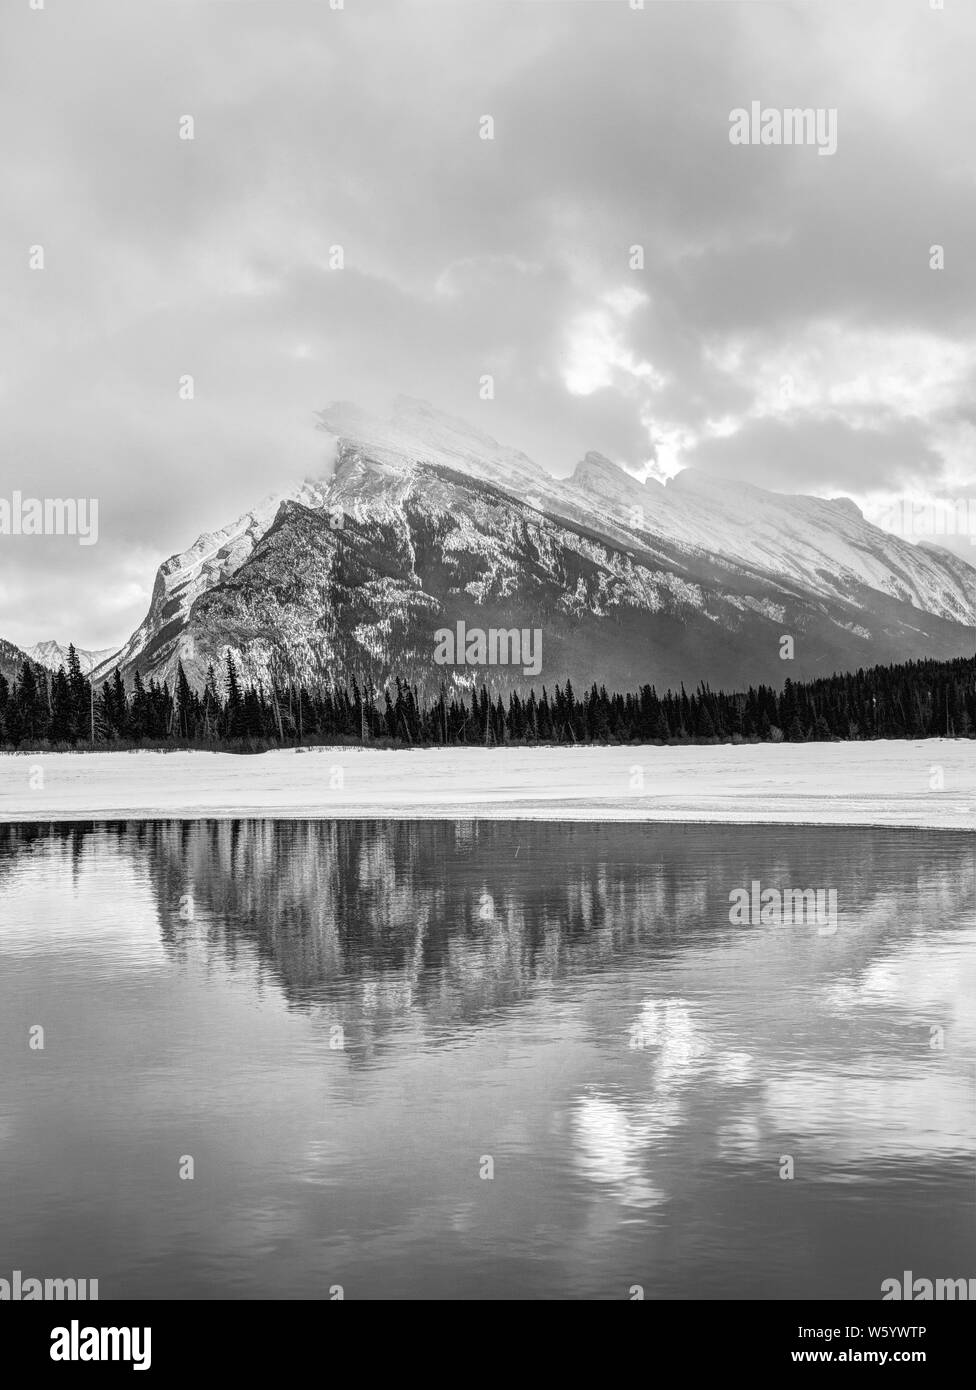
[1,0,973,647]
[683,415,943,495]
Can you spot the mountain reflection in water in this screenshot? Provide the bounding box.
[0,820,973,1299]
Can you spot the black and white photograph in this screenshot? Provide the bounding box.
[1,0,973,1357]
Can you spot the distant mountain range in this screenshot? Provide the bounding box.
[25,641,118,675]
[15,398,976,696]
[0,637,36,685]
[0,639,115,689]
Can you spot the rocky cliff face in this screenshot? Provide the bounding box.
[92,398,976,695]
[0,637,33,685]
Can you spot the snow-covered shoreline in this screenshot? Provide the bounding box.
[0,740,972,828]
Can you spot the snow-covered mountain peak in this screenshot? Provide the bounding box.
[26,640,118,674]
[827,496,863,520]
[570,451,661,527]
[572,450,644,488]
[316,396,548,492]
[95,397,976,691]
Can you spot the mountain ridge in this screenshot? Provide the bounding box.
[26,641,118,675]
[88,398,975,694]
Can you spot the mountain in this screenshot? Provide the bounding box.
[26,641,118,675]
[95,481,333,687]
[572,455,976,624]
[0,637,35,685]
[96,397,976,695]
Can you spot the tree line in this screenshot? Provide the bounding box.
[0,647,973,750]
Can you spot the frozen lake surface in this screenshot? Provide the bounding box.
[0,739,972,827]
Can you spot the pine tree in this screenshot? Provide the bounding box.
[224,651,245,739]
[17,661,42,742]
[109,669,128,738]
[130,671,148,740]
[48,667,72,743]
[175,662,194,740]
[64,645,90,742]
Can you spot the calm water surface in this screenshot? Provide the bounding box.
[0,820,973,1300]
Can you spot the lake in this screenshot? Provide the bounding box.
[0,820,973,1299]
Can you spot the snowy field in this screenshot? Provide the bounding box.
[0,740,972,828]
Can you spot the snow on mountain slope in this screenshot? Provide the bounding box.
[317,396,551,493]
[26,641,117,674]
[320,399,976,626]
[100,397,976,693]
[570,456,976,626]
[126,452,975,697]
[94,478,334,684]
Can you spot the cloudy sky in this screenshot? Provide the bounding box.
[2,0,974,651]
